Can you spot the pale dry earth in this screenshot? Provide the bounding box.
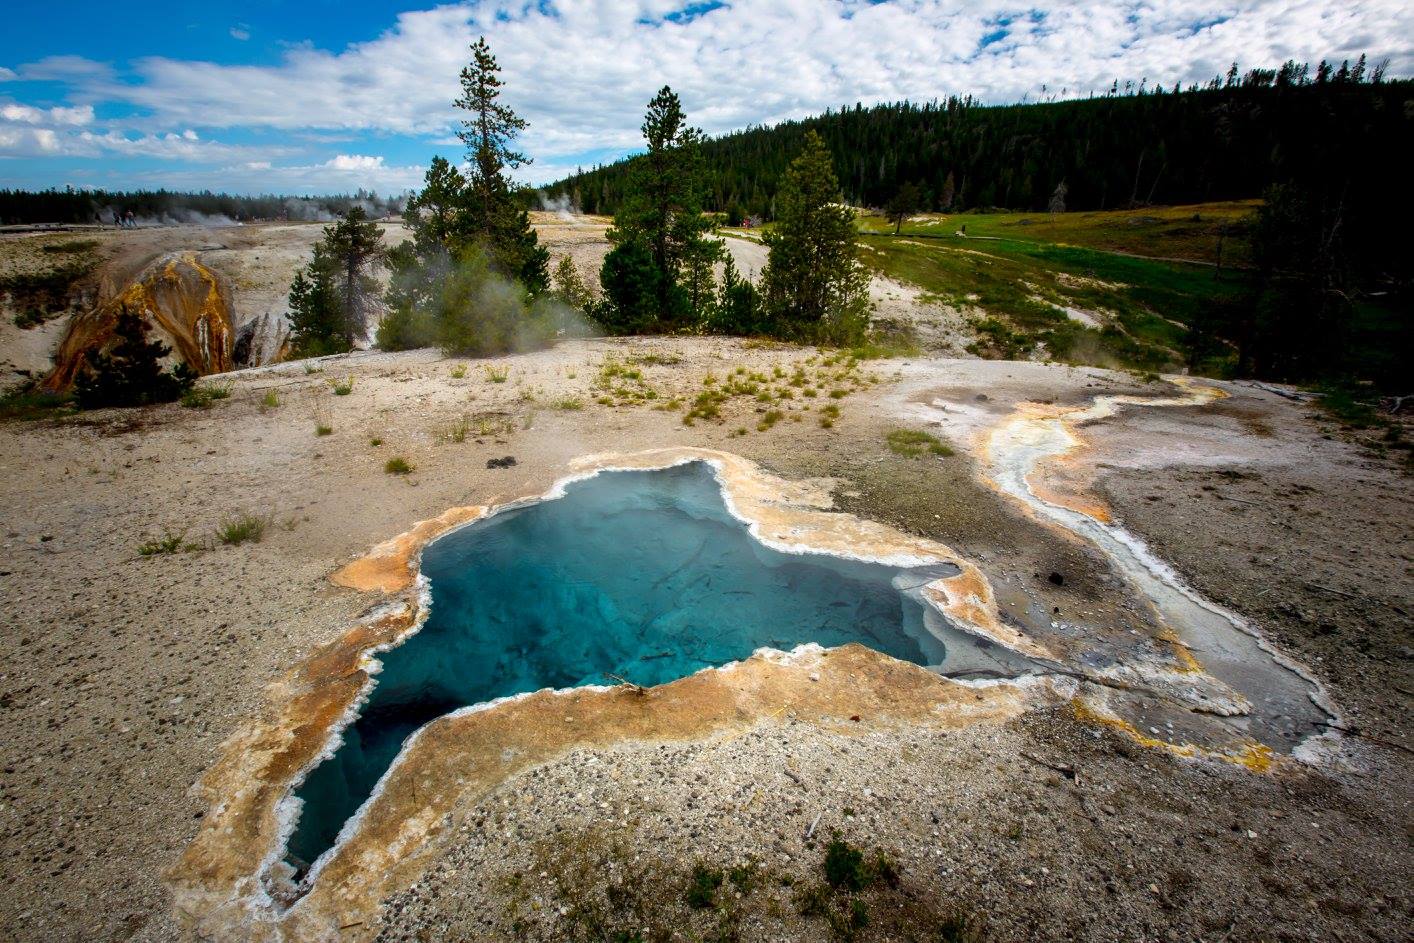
[0,334,1407,941]
[0,220,1409,942]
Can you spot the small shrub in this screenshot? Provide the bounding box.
[332,377,354,396]
[217,513,265,546]
[316,424,333,436]
[449,364,467,379]
[446,416,471,443]
[370,437,383,446]
[553,396,585,410]
[303,362,323,375]
[823,837,869,892]
[727,862,758,892]
[886,429,954,458]
[757,409,784,431]
[137,529,186,556]
[485,365,509,383]
[261,390,280,408]
[75,308,196,409]
[685,864,724,909]
[385,457,413,475]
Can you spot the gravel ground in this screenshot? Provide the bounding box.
[0,337,1408,942]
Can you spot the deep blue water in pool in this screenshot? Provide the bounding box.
[285,461,949,872]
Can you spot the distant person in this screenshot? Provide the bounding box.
[124,210,136,229]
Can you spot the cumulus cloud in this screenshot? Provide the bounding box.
[163,157,425,194]
[0,102,93,125]
[3,1,1410,190]
[230,25,251,41]
[325,153,385,170]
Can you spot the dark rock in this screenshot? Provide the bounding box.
[486,456,518,469]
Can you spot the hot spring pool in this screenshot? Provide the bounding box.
[284,461,963,873]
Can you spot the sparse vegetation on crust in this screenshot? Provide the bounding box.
[886,428,954,458]
[216,512,266,546]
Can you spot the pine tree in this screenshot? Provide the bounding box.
[707,254,764,336]
[760,131,870,345]
[600,86,721,331]
[402,156,472,257]
[1048,180,1068,217]
[884,182,922,234]
[323,207,385,347]
[455,36,549,293]
[74,307,196,409]
[379,158,470,352]
[551,255,596,313]
[287,252,346,357]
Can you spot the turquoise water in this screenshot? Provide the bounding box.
[284,461,951,874]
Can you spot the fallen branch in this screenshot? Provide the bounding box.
[605,673,646,695]
[1248,381,1308,402]
[1021,751,1077,781]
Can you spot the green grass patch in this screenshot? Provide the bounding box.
[0,386,73,421]
[137,529,187,556]
[855,208,1257,374]
[331,376,354,395]
[685,864,724,909]
[886,428,954,458]
[41,238,101,254]
[216,512,265,546]
[384,457,413,475]
[180,381,233,409]
[1315,382,1385,429]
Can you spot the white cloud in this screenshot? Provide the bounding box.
[159,157,426,194]
[325,153,385,170]
[5,1,1411,190]
[0,102,94,126]
[230,26,251,41]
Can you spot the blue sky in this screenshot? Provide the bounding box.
[2,0,1409,196]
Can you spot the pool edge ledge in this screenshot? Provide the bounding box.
[166,447,1060,942]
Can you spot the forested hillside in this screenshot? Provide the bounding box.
[543,63,1411,220]
[0,188,402,226]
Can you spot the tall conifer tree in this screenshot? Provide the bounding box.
[455,37,549,293]
[600,86,720,331]
[760,131,870,345]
